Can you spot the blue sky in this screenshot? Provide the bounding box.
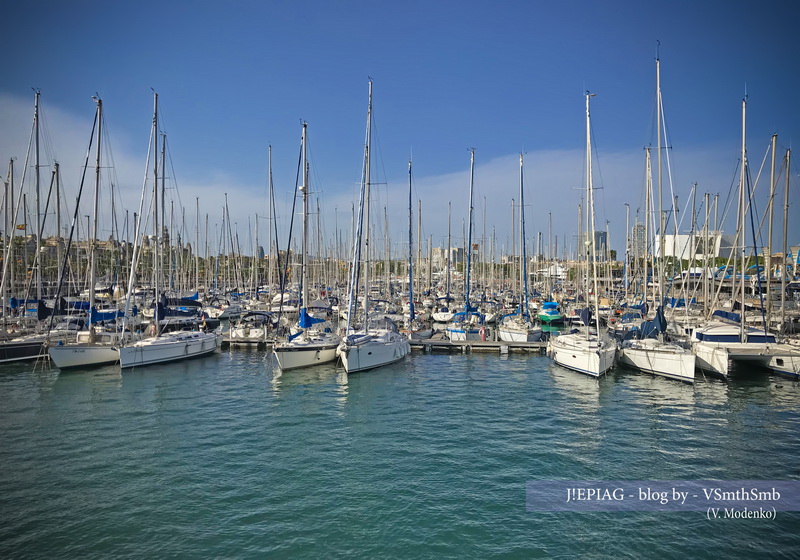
[2,0,798,259]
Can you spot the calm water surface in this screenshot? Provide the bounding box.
[1,349,798,558]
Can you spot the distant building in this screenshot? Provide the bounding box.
[580,231,608,262]
[631,223,646,258]
[432,247,465,270]
[654,232,735,259]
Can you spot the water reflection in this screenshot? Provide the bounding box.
[549,363,601,413]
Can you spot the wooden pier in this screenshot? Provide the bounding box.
[410,338,547,355]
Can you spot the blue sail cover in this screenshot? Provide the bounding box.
[90,307,124,324]
[712,309,741,323]
[579,307,592,326]
[666,297,696,308]
[298,308,325,329]
[636,306,667,339]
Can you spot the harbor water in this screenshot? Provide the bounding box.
[1,350,799,558]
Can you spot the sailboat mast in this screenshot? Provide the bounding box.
[345,80,372,334]
[519,153,529,320]
[300,122,309,318]
[781,149,790,331]
[586,92,601,336]
[34,90,42,301]
[766,134,777,318]
[703,192,710,316]
[464,148,475,312]
[446,201,451,299]
[644,147,651,308]
[408,159,414,323]
[152,92,161,334]
[89,96,102,317]
[656,56,664,306]
[362,81,373,325]
[738,97,747,342]
[267,145,274,293]
[195,197,200,294]
[416,199,422,299]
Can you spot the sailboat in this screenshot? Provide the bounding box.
[431,202,455,323]
[498,153,542,343]
[618,55,695,383]
[273,122,340,370]
[445,149,487,342]
[337,80,410,373]
[690,98,800,378]
[118,92,221,369]
[0,93,53,363]
[548,92,617,377]
[618,307,695,383]
[400,159,432,340]
[49,96,131,369]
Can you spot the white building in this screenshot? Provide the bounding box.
[653,232,735,260]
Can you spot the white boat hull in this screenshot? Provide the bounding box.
[273,340,339,370]
[229,327,269,345]
[119,332,221,369]
[338,331,410,373]
[548,333,616,377]
[768,354,800,378]
[619,341,695,383]
[497,326,542,343]
[49,345,120,368]
[446,327,487,341]
[432,311,454,322]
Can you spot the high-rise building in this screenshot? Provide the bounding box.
[631,223,646,259]
[580,231,608,261]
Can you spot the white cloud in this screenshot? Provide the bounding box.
[2,92,792,266]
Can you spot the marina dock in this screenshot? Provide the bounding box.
[411,337,547,355]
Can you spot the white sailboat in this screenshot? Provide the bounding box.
[445,149,487,342]
[498,153,542,343]
[617,57,695,383]
[338,80,410,373]
[49,96,132,369]
[619,307,695,383]
[273,122,340,370]
[400,159,433,340]
[548,92,617,377]
[690,99,799,378]
[118,92,221,370]
[431,202,454,323]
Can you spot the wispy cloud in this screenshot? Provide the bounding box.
[1,92,791,260]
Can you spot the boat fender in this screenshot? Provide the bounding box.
[479,326,486,341]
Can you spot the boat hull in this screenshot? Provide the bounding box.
[497,326,543,343]
[768,354,800,378]
[446,327,485,341]
[273,342,339,370]
[619,342,695,383]
[338,333,410,373]
[229,327,270,345]
[49,345,120,369]
[0,340,47,363]
[119,332,221,369]
[548,334,616,377]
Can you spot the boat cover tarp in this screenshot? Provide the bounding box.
[90,306,124,324]
[712,309,741,323]
[299,308,326,328]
